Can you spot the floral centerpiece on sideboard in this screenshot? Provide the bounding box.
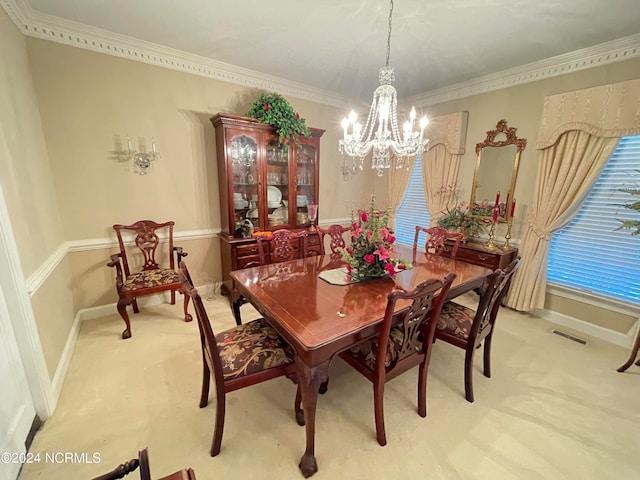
[340,196,411,280]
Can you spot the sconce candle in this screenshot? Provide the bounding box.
[118,135,159,175]
[510,198,516,217]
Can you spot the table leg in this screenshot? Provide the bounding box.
[296,358,329,478]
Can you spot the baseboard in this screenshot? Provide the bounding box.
[51,309,83,401]
[533,308,635,348]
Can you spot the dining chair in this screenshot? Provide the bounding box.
[413,225,463,257]
[178,261,302,457]
[225,229,312,325]
[92,447,196,480]
[339,272,456,446]
[256,229,310,265]
[107,220,191,339]
[317,224,350,255]
[435,257,521,402]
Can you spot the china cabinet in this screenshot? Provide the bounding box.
[211,113,325,292]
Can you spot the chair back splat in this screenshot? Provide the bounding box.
[107,220,191,339]
[178,261,302,456]
[256,229,310,265]
[413,225,463,258]
[317,224,350,255]
[435,257,521,402]
[339,272,456,446]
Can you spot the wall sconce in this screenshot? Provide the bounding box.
[118,136,159,175]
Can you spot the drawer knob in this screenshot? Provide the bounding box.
[478,255,488,261]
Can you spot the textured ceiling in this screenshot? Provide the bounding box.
[14,0,640,102]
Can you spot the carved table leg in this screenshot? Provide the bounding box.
[617,324,640,372]
[296,358,329,478]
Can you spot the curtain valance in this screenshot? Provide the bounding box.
[425,111,468,155]
[537,78,640,149]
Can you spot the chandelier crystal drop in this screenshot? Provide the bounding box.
[338,0,428,180]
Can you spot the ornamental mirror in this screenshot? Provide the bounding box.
[469,119,527,221]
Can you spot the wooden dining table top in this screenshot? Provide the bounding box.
[231,245,492,365]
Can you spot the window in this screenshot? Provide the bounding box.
[547,135,640,305]
[395,155,431,246]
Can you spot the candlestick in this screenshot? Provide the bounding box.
[485,219,497,251]
[503,218,513,250]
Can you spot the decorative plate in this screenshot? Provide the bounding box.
[267,186,282,204]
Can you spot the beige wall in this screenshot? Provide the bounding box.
[25,39,369,241]
[0,9,76,380]
[0,11,65,274]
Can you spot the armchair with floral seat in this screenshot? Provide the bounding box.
[107,220,191,339]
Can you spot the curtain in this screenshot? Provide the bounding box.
[388,111,468,230]
[423,143,461,226]
[505,78,640,311]
[505,133,619,310]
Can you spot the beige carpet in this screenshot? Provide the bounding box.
[19,293,640,480]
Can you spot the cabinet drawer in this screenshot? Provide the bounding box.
[235,243,260,258]
[237,256,261,269]
[306,234,321,246]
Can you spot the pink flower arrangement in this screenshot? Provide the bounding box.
[340,195,411,280]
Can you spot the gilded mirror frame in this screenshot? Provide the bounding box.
[469,119,527,222]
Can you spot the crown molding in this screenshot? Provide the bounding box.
[3,1,639,109]
[0,0,347,108]
[407,34,640,107]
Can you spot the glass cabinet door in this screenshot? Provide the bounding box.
[229,133,260,231]
[294,142,317,228]
[266,139,290,230]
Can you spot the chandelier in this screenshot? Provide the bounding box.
[338,0,429,180]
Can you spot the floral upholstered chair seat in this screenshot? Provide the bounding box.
[436,302,475,340]
[216,318,295,379]
[121,268,180,292]
[348,326,406,370]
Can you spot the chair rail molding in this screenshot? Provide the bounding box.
[25,228,220,297]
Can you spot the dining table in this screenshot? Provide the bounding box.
[230,245,492,477]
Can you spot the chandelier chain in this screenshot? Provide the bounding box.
[385,0,394,67]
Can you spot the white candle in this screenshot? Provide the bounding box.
[126,137,132,152]
[151,139,156,153]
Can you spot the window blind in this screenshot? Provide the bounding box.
[547,135,640,305]
[395,156,431,246]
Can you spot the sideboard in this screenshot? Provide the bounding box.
[441,240,518,270]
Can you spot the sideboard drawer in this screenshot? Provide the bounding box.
[442,240,518,271]
[456,247,501,269]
